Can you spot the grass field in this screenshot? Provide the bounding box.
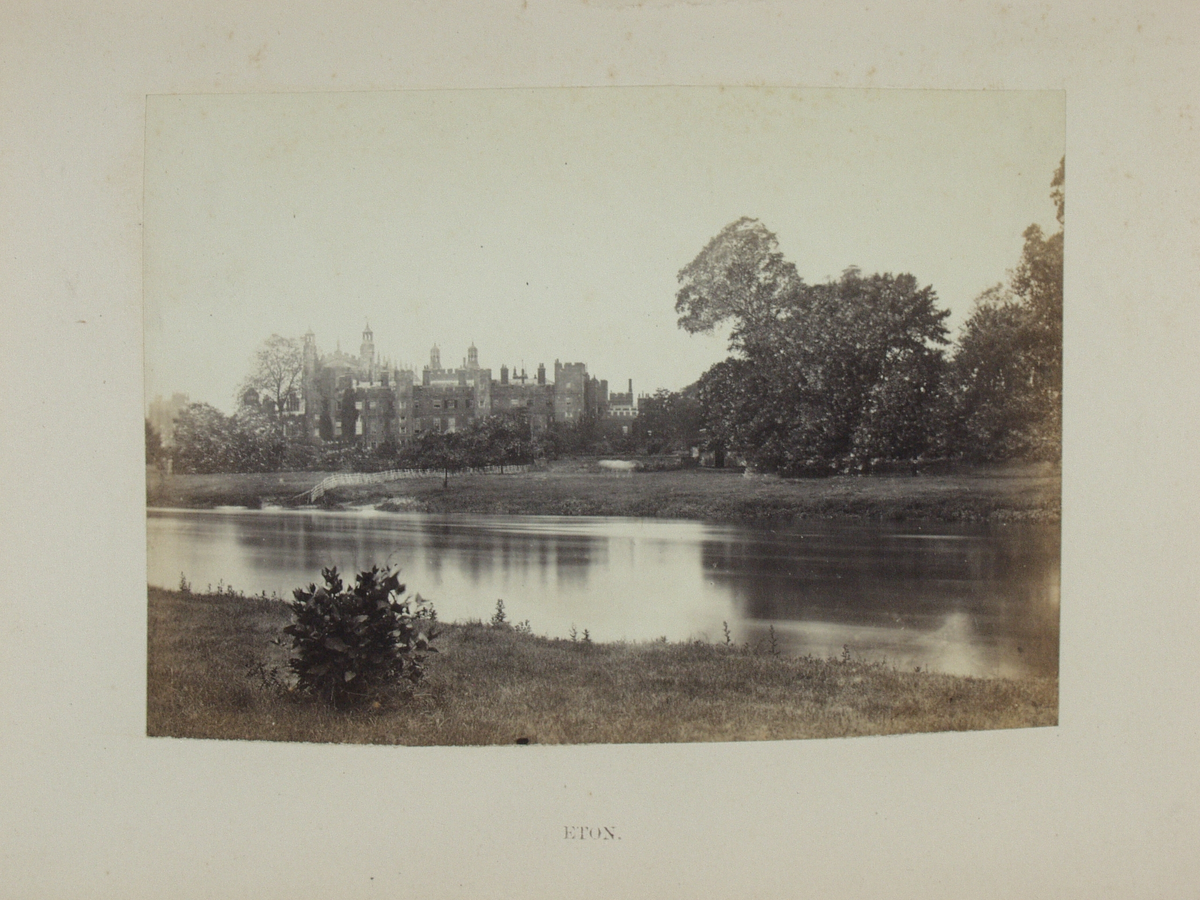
[147,586,1058,746]
[146,460,1060,524]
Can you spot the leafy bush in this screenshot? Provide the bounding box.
[282,566,438,707]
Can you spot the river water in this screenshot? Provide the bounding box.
[147,508,1059,679]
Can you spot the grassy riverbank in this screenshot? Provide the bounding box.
[147,586,1057,745]
[146,460,1059,524]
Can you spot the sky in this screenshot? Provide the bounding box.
[143,87,1064,411]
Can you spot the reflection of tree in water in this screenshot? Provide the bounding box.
[962,525,1060,676]
[234,513,368,578]
[701,523,1059,657]
[412,520,607,591]
[228,514,430,587]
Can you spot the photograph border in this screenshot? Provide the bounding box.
[3,2,1198,897]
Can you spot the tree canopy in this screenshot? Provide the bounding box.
[633,388,703,454]
[944,159,1063,461]
[241,334,303,416]
[678,160,1062,471]
[675,217,803,354]
[679,224,949,473]
[170,402,289,474]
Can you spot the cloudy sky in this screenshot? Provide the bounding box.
[143,86,1063,410]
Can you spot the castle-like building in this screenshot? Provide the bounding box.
[276,325,637,445]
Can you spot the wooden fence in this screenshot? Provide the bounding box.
[307,464,532,501]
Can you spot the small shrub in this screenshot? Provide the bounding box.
[514,619,532,635]
[722,621,732,646]
[246,659,288,694]
[282,566,438,707]
[491,599,508,628]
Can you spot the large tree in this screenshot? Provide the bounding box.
[675,217,803,354]
[241,334,303,417]
[944,159,1063,461]
[171,403,236,474]
[171,402,288,474]
[678,222,949,472]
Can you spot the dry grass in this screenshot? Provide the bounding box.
[148,587,1057,746]
[147,462,1060,524]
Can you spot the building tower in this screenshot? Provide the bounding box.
[302,329,318,437]
[430,344,441,371]
[303,329,318,378]
[360,322,376,379]
[467,342,479,369]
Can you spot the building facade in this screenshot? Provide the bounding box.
[296,327,635,446]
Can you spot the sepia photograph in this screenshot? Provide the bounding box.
[7,1,1200,897]
[144,87,1063,746]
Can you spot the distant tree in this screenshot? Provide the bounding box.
[172,403,235,474]
[318,410,334,442]
[339,387,359,442]
[241,334,303,417]
[411,429,471,487]
[145,419,165,467]
[695,357,778,465]
[464,416,534,469]
[850,346,946,462]
[634,389,703,454]
[231,406,288,472]
[683,249,950,473]
[795,269,949,464]
[943,160,1063,461]
[675,217,803,354]
[538,415,603,458]
[171,402,291,474]
[1050,156,1064,226]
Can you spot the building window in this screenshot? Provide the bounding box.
[433,399,442,409]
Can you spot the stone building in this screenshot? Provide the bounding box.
[147,392,190,446]
[297,326,634,446]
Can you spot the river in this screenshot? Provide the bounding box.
[147,508,1059,679]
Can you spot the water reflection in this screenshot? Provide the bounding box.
[147,509,1058,678]
[706,522,1059,677]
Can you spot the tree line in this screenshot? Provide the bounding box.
[665,159,1063,474]
[149,161,1061,477]
[149,404,585,477]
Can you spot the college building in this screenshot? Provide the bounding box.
[264,325,638,445]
